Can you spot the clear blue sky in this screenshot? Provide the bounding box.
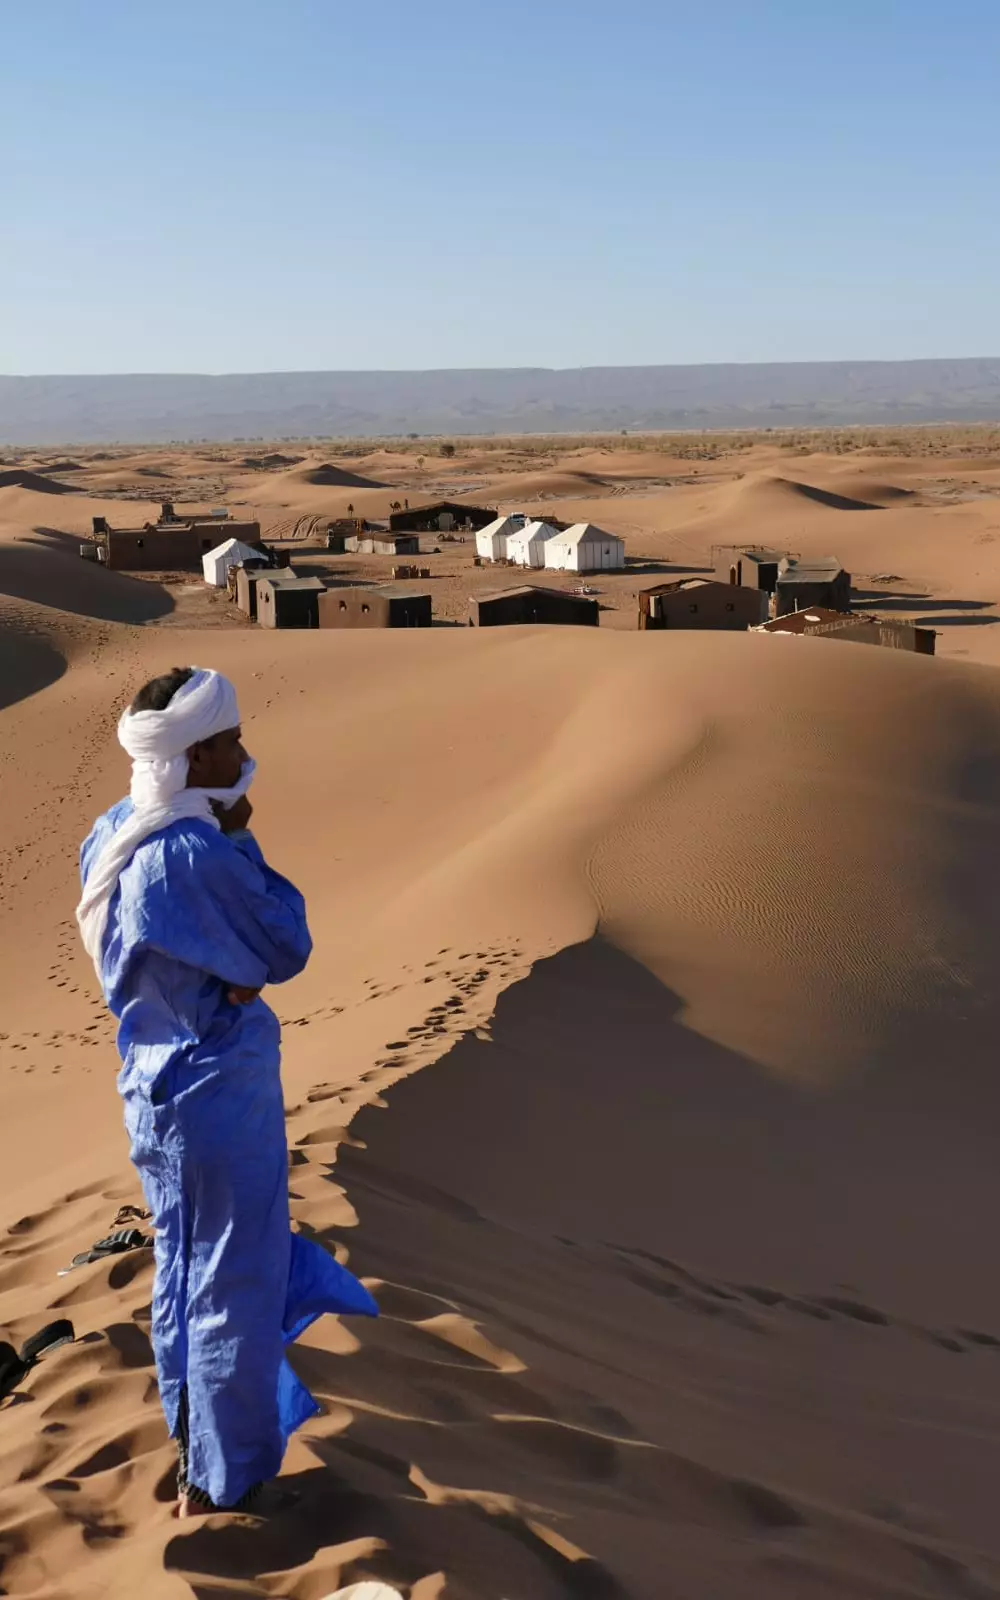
[3,0,998,373]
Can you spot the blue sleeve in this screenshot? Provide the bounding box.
[130,826,312,988]
[229,831,309,942]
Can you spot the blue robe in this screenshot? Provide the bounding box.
[80,801,376,1507]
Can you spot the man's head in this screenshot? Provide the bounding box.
[130,666,249,790]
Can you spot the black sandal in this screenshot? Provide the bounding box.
[0,1319,75,1403]
[59,1228,151,1275]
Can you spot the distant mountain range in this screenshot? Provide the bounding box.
[2,359,1000,445]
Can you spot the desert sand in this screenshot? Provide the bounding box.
[1,433,1000,1597]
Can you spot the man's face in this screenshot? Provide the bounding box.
[187,726,249,789]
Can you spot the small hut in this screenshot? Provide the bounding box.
[638,579,767,630]
[712,545,789,592]
[774,558,851,617]
[236,565,299,621]
[372,533,421,556]
[470,585,599,627]
[326,517,365,553]
[317,584,432,629]
[255,575,325,629]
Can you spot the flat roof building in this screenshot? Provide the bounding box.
[235,565,300,621]
[317,584,433,629]
[470,584,600,628]
[95,515,262,573]
[712,546,789,593]
[639,578,768,631]
[255,575,325,629]
[774,558,851,617]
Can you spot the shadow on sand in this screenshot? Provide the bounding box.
[0,527,174,622]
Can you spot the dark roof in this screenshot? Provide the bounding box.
[258,576,325,592]
[742,549,786,565]
[247,566,299,582]
[404,500,494,515]
[777,557,845,582]
[639,578,735,597]
[475,584,594,603]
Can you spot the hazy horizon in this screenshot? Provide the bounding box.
[6,354,1000,380]
[4,358,1000,444]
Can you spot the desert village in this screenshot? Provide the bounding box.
[78,468,938,652]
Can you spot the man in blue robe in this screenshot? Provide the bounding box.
[77,665,376,1514]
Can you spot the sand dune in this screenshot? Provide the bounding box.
[0,522,172,625]
[767,475,890,510]
[2,619,1000,1596]
[0,609,68,710]
[295,463,389,490]
[3,437,1000,1594]
[0,469,75,495]
[488,467,614,503]
[241,452,304,470]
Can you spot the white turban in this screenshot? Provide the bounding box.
[76,667,256,975]
[119,667,242,808]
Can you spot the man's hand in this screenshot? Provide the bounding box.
[213,795,253,834]
[227,984,262,1005]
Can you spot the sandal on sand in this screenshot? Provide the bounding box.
[0,1344,26,1403]
[19,1319,74,1365]
[59,1227,151,1276]
[113,1205,151,1226]
[0,1319,75,1403]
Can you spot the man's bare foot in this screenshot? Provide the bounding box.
[174,1483,296,1519]
[176,1493,213,1519]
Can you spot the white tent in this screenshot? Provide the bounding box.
[202,537,267,587]
[543,523,625,573]
[475,514,525,562]
[506,519,557,569]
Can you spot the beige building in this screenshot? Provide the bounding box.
[639,578,768,631]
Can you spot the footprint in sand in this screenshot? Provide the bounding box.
[307,1086,342,1104]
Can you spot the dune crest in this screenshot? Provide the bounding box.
[0,469,74,495]
[296,463,389,490]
